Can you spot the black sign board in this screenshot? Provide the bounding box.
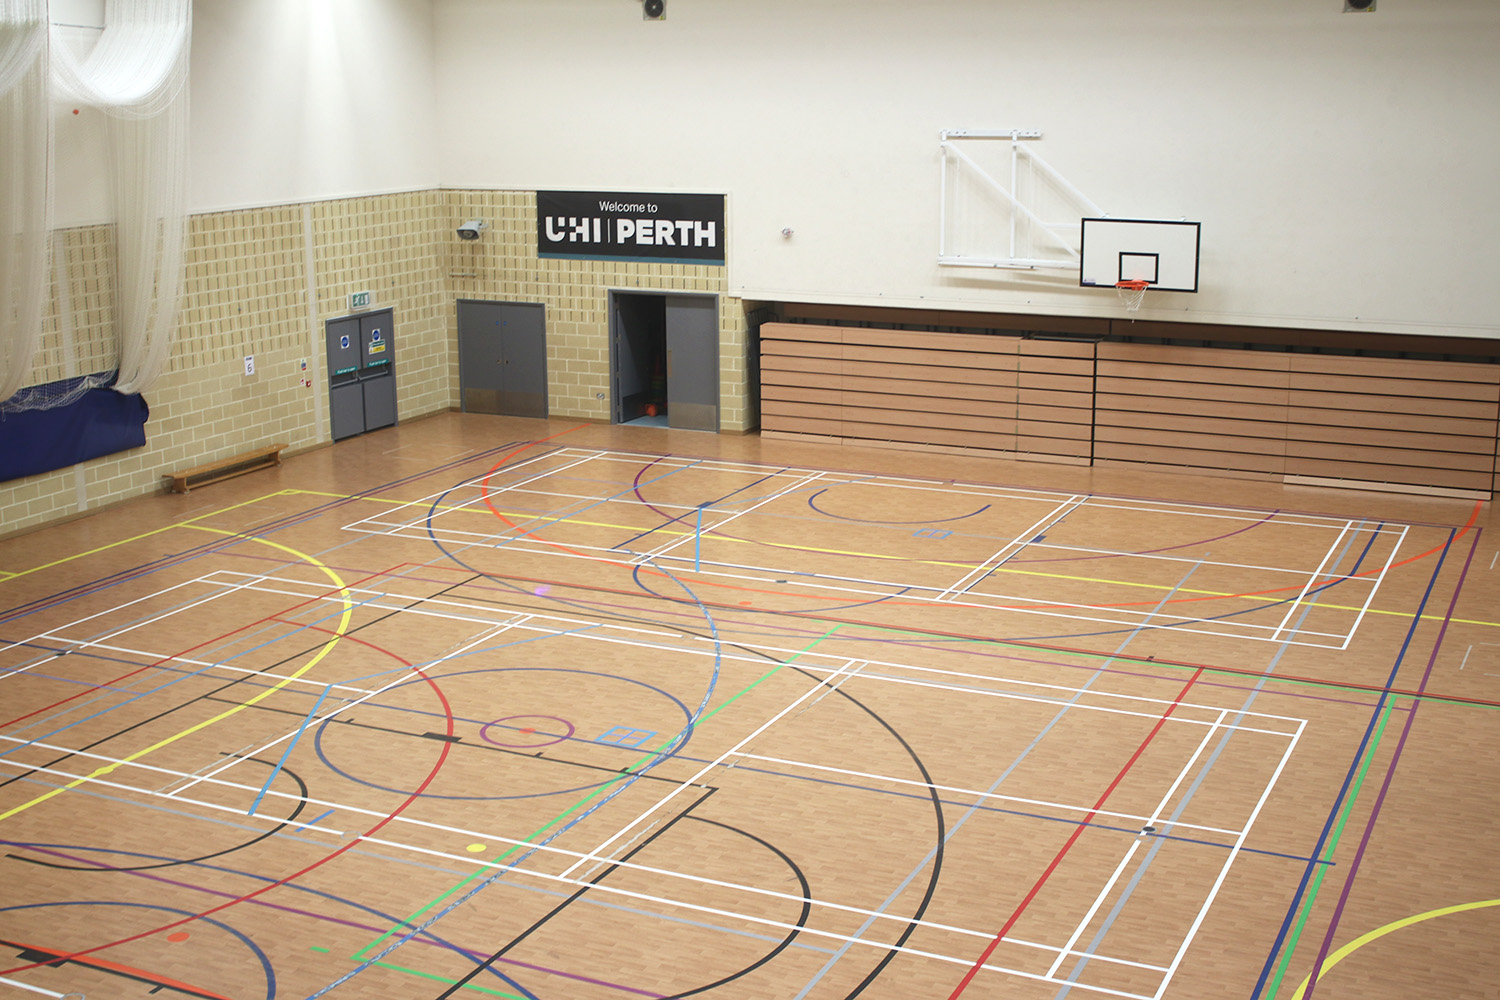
[537,191,726,265]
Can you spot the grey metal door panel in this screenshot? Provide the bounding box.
[665,294,718,431]
[457,300,548,418]
[330,382,365,440]
[362,373,397,431]
[326,317,362,378]
[359,310,393,371]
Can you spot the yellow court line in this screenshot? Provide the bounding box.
[305,488,1500,630]
[0,490,301,583]
[0,526,352,826]
[1291,898,1500,999]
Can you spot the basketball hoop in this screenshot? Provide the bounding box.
[1115,279,1150,312]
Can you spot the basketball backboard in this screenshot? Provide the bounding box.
[1079,218,1201,292]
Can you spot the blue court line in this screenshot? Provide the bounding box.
[1248,525,1454,1000]
[612,468,788,550]
[248,683,332,817]
[292,807,336,833]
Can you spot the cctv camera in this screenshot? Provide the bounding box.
[457,220,487,241]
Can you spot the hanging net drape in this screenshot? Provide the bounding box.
[50,0,191,397]
[0,0,51,405]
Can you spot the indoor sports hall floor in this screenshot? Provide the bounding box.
[1,412,1497,1000]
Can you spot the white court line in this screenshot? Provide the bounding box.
[173,572,1313,735]
[197,574,1313,733]
[554,655,868,881]
[1152,717,1306,999]
[1269,520,1354,644]
[1338,524,1408,650]
[166,614,536,795]
[729,752,1245,837]
[932,495,1083,602]
[383,522,1355,647]
[0,975,69,998]
[1044,707,1230,980]
[0,739,1157,971]
[629,470,828,564]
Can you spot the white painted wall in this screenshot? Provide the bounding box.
[431,0,1500,339]
[189,0,440,211]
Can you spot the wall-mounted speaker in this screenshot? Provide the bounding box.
[643,0,665,19]
[1343,0,1375,10]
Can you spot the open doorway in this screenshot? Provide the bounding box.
[609,291,719,431]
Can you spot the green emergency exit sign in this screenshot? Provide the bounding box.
[349,290,371,310]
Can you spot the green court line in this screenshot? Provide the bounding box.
[1265,699,1398,1000]
[806,620,1500,712]
[368,960,523,998]
[353,624,845,961]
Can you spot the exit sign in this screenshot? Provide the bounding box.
[349,290,371,310]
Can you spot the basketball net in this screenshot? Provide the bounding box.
[1116,279,1149,312]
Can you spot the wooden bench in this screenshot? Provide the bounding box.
[166,443,288,494]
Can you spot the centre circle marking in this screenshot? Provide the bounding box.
[479,714,574,749]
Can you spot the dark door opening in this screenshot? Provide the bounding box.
[610,291,718,431]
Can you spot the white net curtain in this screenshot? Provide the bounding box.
[0,0,190,407]
[0,0,51,405]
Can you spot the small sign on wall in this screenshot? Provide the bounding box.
[537,191,726,265]
[349,290,372,311]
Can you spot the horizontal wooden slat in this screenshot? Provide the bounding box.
[1094,442,1286,474]
[842,344,1019,371]
[1283,458,1492,491]
[1020,406,1093,426]
[1095,426,1286,457]
[1017,419,1091,441]
[1097,342,1292,371]
[760,322,843,343]
[844,328,1019,355]
[1019,387,1092,409]
[1285,424,1495,455]
[840,359,1016,386]
[761,339,842,359]
[1287,406,1498,437]
[1095,458,1280,482]
[1285,440,1495,472]
[1288,354,1500,384]
[841,421,1016,451]
[841,390,1016,419]
[1097,360,1291,389]
[1098,410,1288,441]
[838,405,1008,434]
[761,414,842,437]
[762,385,841,406]
[1018,355,1093,377]
[1286,390,1496,419]
[1288,372,1498,401]
[1019,435,1092,457]
[760,368,837,390]
[762,354,842,376]
[1019,372,1093,393]
[1097,378,1289,406]
[841,374,1014,401]
[1094,393,1281,422]
[1021,338,1096,360]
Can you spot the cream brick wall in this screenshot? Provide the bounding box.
[1,192,454,537]
[1,188,753,537]
[441,190,750,431]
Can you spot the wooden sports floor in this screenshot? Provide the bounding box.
[1,413,1497,1000]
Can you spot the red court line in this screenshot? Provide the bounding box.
[4,936,234,999]
[0,566,394,731]
[0,598,457,978]
[946,666,1206,999]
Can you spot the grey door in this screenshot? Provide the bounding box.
[457,300,548,418]
[665,294,718,431]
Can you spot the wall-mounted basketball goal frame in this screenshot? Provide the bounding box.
[939,130,1202,308]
